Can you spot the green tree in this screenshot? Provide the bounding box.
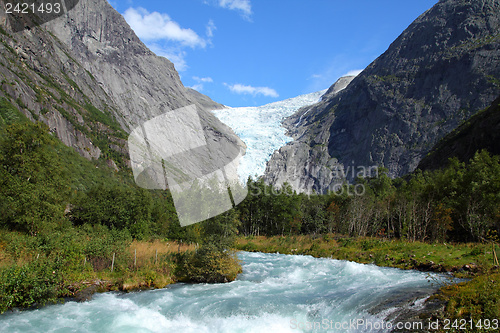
[70,184,153,239]
[0,122,70,235]
[176,209,242,283]
[457,150,500,241]
[201,209,241,251]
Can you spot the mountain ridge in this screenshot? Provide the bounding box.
[0,0,244,176]
[265,0,500,193]
[44,0,226,131]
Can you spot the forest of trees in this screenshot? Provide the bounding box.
[237,151,500,243]
[1,121,499,250]
[0,118,242,311]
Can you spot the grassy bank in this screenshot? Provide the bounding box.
[0,231,199,312]
[235,235,498,274]
[235,235,500,325]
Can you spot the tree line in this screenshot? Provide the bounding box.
[236,150,500,243]
[1,121,498,248]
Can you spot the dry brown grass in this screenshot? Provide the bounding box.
[128,240,196,269]
[116,240,197,291]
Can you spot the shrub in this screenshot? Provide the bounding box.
[442,273,500,321]
[176,245,242,283]
[0,258,63,313]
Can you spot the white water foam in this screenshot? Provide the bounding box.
[0,252,454,333]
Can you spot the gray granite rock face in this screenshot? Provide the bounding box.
[45,0,226,131]
[43,0,243,158]
[264,76,355,194]
[0,0,244,177]
[265,0,500,193]
[0,0,109,160]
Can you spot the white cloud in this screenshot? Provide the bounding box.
[224,83,278,98]
[219,0,252,16]
[344,69,363,77]
[191,76,214,91]
[310,69,362,82]
[204,0,252,18]
[193,76,214,83]
[148,44,188,72]
[309,74,323,79]
[206,19,216,38]
[123,7,207,48]
[190,84,204,91]
[306,53,367,93]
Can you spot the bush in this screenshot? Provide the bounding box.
[361,238,382,251]
[338,238,352,247]
[0,258,63,313]
[81,224,132,272]
[176,245,242,283]
[240,241,258,252]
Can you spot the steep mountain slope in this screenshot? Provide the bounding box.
[44,0,225,130]
[0,0,243,175]
[265,0,500,193]
[418,94,500,171]
[0,2,119,161]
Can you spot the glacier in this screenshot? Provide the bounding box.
[213,90,326,182]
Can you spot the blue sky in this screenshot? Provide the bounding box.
[109,0,438,107]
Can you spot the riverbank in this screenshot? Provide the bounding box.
[0,235,197,313]
[0,251,443,332]
[235,235,496,275]
[2,232,498,329]
[64,240,197,299]
[235,235,500,327]
[0,230,243,313]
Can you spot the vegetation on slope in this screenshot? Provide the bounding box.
[419,94,500,171]
[0,112,241,313]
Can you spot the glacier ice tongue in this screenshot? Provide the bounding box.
[213,90,326,182]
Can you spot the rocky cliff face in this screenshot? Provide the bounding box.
[0,0,111,160]
[418,94,500,171]
[44,0,226,130]
[0,0,243,175]
[264,76,355,193]
[265,0,500,193]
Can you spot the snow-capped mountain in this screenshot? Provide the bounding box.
[212,90,327,182]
